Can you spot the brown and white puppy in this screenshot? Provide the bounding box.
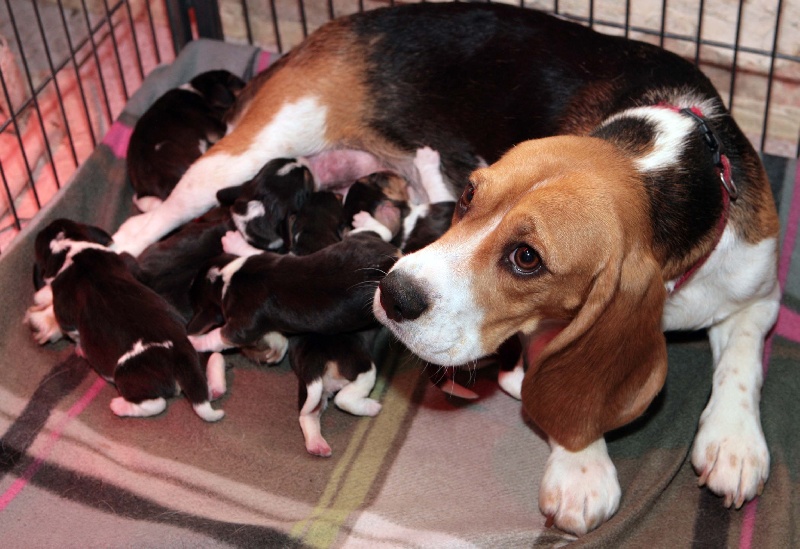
[375,103,780,534]
[26,219,225,422]
[101,2,778,535]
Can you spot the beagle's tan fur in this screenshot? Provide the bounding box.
[376,108,780,533]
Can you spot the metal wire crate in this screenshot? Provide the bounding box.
[1,0,798,253]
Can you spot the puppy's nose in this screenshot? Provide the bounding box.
[378,271,429,322]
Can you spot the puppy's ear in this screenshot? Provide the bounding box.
[217,184,245,206]
[521,245,668,451]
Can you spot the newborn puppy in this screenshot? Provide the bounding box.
[289,332,382,457]
[187,226,400,360]
[289,191,344,256]
[127,70,245,212]
[342,148,458,252]
[135,206,232,320]
[27,219,225,421]
[282,189,383,456]
[216,158,315,251]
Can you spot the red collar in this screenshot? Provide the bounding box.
[657,104,738,294]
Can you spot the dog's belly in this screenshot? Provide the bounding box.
[305,150,387,192]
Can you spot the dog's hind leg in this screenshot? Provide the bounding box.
[691,284,780,508]
[110,396,167,418]
[188,327,234,352]
[206,352,227,400]
[112,96,332,257]
[299,379,332,457]
[333,363,382,417]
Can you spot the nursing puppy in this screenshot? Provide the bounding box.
[280,191,383,457]
[105,2,778,535]
[127,70,245,212]
[216,157,315,251]
[342,148,459,253]
[135,206,231,320]
[187,226,400,359]
[289,190,344,256]
[27,219,225,421]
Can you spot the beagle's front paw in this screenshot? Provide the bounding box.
[539,438,620,536]
[691,407,769,508]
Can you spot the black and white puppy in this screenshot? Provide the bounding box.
[289,190,344,256]
[127,70,245,212]
[187,224,400,361]
[289,331,381,457]
[135,206,232,321]
[135,159,315,316]
[283,191,383,456]
[216,157,315,252]
[26,219,225,421]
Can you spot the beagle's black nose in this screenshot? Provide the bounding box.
[378,271,429,322]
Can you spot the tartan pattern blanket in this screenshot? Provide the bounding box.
[0,39,797,548]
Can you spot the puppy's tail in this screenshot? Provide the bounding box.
[174,341,225,422]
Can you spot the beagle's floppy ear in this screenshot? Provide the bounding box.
[521,243,668,452]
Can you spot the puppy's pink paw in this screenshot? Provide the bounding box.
[361,398,382,417]
[306,437,332,458]
[24,304,63,345]
[206,352,227,400]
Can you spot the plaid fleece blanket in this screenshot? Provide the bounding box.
[0,40,797,549]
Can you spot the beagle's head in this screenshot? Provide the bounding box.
[374,136,668,450]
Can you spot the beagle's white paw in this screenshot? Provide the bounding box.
[539,438,620,536]
[691,406,769,508]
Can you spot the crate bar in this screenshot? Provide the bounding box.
[101,0,131,101]
[122,0,147,81]
[297,0,309,38]
[32,0,80,169]
[241,0,254,45]
[760,0,785,152]
[57,0,98,149]
[3,0,61,193]
[693,0,705,66]
[79,0,115,123]
[0,158,21,233]
[143,0,163,64]
[269,0,283,53]
[727,0,745,110]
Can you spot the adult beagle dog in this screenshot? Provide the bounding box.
[102,2,778,535]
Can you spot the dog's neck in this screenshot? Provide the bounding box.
[592,103,737,285]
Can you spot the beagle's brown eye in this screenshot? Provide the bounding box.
[458,183,475,211]
[510,245,542,273]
